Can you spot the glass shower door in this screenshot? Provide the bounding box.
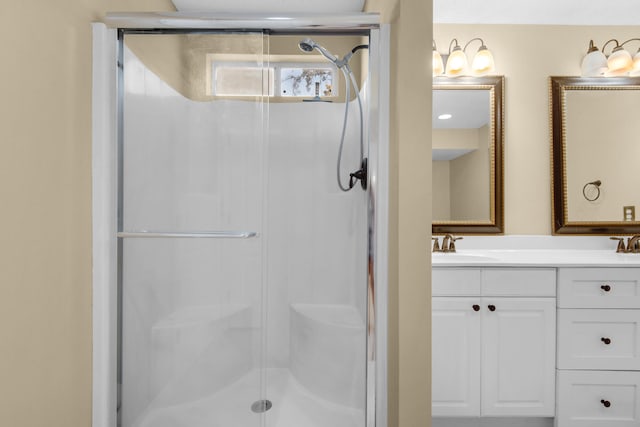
[118,32,268,427]
[117,29,371,427]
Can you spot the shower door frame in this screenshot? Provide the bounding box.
[91,15,389,427]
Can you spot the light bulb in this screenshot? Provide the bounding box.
[433,49,444,77]
[606,46,632,76]
[446,46,468,77]
[471,46,494,75]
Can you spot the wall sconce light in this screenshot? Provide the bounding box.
[432,40,444,77]
[581,38,640,77]
[433,38,495,78]
[445,39,468,76]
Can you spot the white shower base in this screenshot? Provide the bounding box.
[135,368,365,427]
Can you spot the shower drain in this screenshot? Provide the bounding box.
[251,399,273,413]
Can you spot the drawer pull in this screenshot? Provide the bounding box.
[487,304,496,312]
[600,399,611,408]
[472,304,480,312]
[600,284,612,292]
[601,337,612,345]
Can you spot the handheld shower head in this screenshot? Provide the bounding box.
[297,38,338,64]
[298,38,316,52]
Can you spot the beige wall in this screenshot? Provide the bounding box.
[0,1,175,426]
[432,128,479,151]
[0,1,432,427]
[565,91,640,221]
[432,125,490,221]
[432,161,451,220]
[450,124,490,220]
[367,1,432,427]
[435,24,640,234]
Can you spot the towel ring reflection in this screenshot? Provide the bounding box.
[583,180,601,202]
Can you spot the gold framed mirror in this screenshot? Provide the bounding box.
[550,76,640,234]
[432,76,504,234]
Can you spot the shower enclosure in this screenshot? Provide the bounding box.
[92,14,388,427]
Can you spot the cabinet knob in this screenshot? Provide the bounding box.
[601,284,612,292]
[600,399,611,408]
[472,304,480,312]
[487,304,496,312]
[601,337,612,345]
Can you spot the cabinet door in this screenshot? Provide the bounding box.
[481,298,556,417]
[432,297,481,417]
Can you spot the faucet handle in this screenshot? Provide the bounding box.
[610,237,626,253]
[432,237,441,253]
[449,236,463,253]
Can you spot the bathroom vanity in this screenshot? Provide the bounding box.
[432,237,640,427]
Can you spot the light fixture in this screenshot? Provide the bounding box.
[445,39,468,77]
[580,40,607,77]
[581,38,640,77]
[606,42,633,76]
[438,113,452,120]
[464,38,495,76]
[631,49,640,76]
[432,40,444,77]
[433,38,495,78]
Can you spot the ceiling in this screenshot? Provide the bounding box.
[433,0,640,26]
[432,90,489,130]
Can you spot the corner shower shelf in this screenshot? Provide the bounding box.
[117,231,258,239]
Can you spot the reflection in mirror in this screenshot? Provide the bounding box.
[432,76,504,234]
[550,77,640,234]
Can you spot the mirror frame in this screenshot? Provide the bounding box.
[550,76,640,235]
[432,75,505,235]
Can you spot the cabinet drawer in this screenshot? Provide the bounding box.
[482,268,556,296]
[557,370,640,427]
[558,268,640,308]
[433,269,481,296]
[557,309,640,371]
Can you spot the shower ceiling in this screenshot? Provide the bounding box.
[434,0,640,26]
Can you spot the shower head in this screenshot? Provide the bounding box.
[298,38,339,64]
[298,38,315,52]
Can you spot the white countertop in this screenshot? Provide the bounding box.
[431,236,640,267]
[432,249,640,267]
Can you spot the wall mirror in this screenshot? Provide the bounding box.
[550,76,640,234]
[432,76,504,234]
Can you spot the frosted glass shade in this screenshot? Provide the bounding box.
[581,49,608,77]
[471,47,494,75]
[606,47,633,76]
[630,51,640,76]
[433,50,444,77]
[446,48,468,77]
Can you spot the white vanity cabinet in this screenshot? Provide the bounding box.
[432,268,556,418]
[556,268,640,427]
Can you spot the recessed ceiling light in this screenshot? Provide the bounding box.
[438,113,452,120]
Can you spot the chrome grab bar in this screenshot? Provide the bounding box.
[117,231,258,239]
